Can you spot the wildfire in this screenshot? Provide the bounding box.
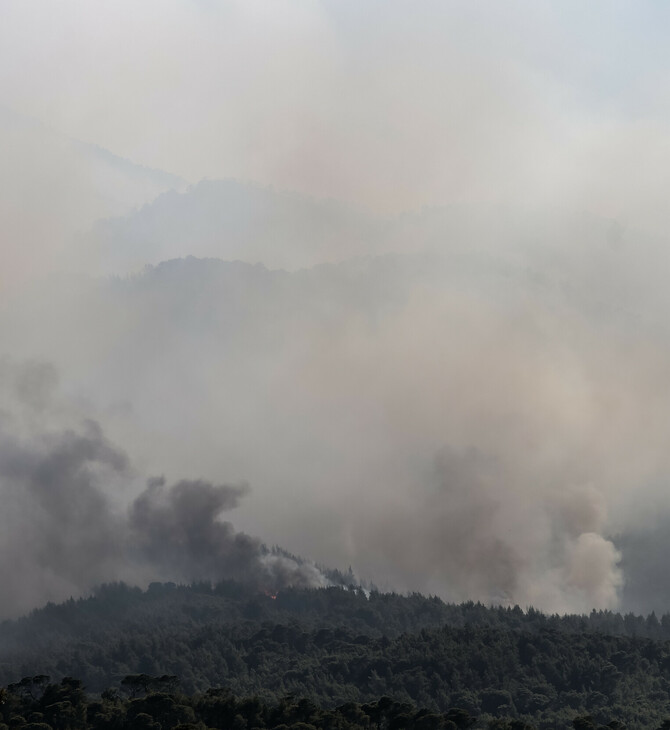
[263,590,278,600]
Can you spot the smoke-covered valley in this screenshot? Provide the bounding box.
[4,201,670,618]
[4,1,670,623]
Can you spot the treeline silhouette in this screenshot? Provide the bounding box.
[1,674,666,730]
[2,674,666,730]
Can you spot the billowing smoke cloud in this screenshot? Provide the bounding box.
[0,359,127,617]
[4,229,670,616]
[352,445,623,614]
[129,476,327,591]
[0,231,652,619]
[5,2,670,620]
[0,359,328,619]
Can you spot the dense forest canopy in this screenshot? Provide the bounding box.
[3,582,670,728]
[0,675,643,730]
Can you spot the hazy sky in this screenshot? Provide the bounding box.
[4,2,670,618]
[3,1,670,224]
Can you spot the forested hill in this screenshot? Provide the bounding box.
[4,582,670,727]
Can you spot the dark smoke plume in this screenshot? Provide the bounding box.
[0,359,328,619]
[129,476,327,591]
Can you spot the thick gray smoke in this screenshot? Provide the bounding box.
[0,360,127,617]
[355,445,622,613]
[129,476,327,592]
[0,359,327,619]
[9,204,670,617]
[6,2,670,619]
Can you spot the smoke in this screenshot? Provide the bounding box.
[0,359,328,619]
[4,2,670,618]
[8,221,670,617]
[129,476,327,591]
[0,360,127,617]
[0,105,184,292]
[350,445,623,614]
[5,3,670,240]
[7,209,670,617]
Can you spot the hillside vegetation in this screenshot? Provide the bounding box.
[3,582,670,728]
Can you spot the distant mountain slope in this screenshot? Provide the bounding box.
[0,105,185,200]
[86,179,386,273]
[0,105,185,284]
